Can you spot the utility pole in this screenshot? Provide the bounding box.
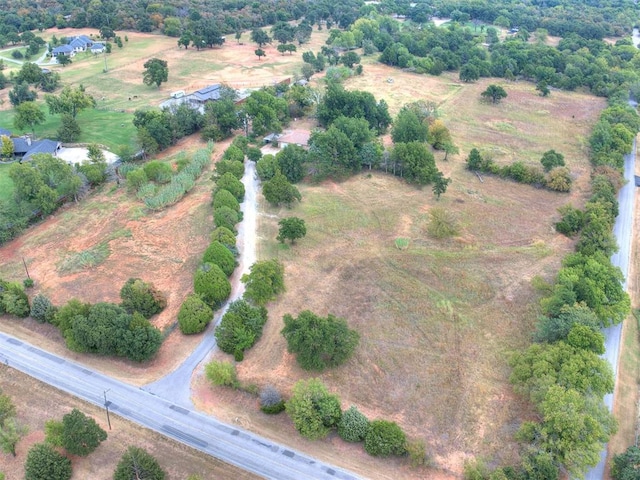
[103,389,112,430]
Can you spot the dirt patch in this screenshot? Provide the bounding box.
[0,134,233,385]
[0,365,259,480]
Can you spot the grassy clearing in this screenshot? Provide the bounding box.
[57,241,111,274]
[0,365,260,480]
[0,163,14,202]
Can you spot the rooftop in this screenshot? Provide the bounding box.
[192,84,222,102]
[278,129,311,146]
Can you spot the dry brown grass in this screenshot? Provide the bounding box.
[0,365,259,480]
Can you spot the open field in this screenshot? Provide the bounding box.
[0,365,260,480]
[0,164,14,202]
[0,32,608,478]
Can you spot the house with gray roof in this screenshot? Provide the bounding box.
[69,35,94,52]
[90,43,105,54]
[0,128,11,137]
[52,44,75,58]
[11,136,61,161]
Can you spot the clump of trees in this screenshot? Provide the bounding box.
[177,293,213,334]
[45,408,107,457]
[215,299,268,360]
[0,279,30,317]
[120,278,167,318]
[241,259,285,306]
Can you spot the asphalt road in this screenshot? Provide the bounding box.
[0,331,360,480]
[585,139,637,480]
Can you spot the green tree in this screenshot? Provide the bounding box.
[241,259,285,306]
[0,417,27,456]
[257,154,279,181]
[8,82,37,107]
[364,420,407,457]
[243,89,288,136]
[534,303,601,344]
[391,142,437,184]
[540,150,565,172]
[612,445,640,480]
[282,310,359,370]
[215,299,268,358]
[0,135,13,159]
[432,171,451,199]
[262,172,302,207]
[194,263,231,309]
[285,379,342,440]
[537,81,551,97]
[24,443,72,480]
[0,390,15,428]
[276,145,307,183]
[119,278,167,318]
[57,115,81,142]
[250,29,271,47]
[481,85,508,104]
[255,48,266,60]
[428,119,452,150]
[308,126,359,179]
[213,189,241,213]
[45,86,95,119]
[202,241,236,277]
[340,51,361,68]
[113,446,166,480]
[338,406,369,443]
[214,206,240,231]
[142,58,169,88]
[30,293,56,323]
[14,101,45,135]
[61,409,107,456]
[466,148,484,170]
[57,54,72,66]
[215,172,245,201]
[178,294,213,335]
[277,217,307,244]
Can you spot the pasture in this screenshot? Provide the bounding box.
[0,26,611,479]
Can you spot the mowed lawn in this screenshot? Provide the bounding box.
[0,163,14,202]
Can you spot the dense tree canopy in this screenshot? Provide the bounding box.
[286,379,342,440]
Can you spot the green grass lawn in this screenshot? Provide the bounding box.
[0,108,137,151]
[0,163,14,202]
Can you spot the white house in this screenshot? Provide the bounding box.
[90,42,105,54]
[51,44,75,58]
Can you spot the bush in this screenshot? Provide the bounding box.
[246,146,262,162]
[194,263,231,309]
[427,207,459,239]
[61,408,107,456]
[0,281,30,317]
[256,154,279,181]
[177,294,213,334]
[24,443,72,480]
[119,278,167,318]
[555,204,585,236]
[31,294,56,323]
[364,420,407,457]
[338,406,369,442]
[213,189,241,212]
[215,172,245,201]
[203,241,237,277]
[215,299,268,357]
[222,145,245,163]
[215,159,244,179]
[282,310,359,371]
[214,205,240,231]
[23,278,34,288]
[136,182,157,200]
[113,446,166,480]
[231,135,249,153]
[241,259,285,306]
[211,227,236,249]
[286,379,342,440]
[406,439,429,467]
[143,161,173,183]
[126,168,148,192]
[262,172,301,207]
[204,360,238,388]
[78,162,107,186]
[260,385,285,414]
[546,167,572,192]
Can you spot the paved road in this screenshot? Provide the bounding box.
[0,331,359,480]
[585,139,637,480]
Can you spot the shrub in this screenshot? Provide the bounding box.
[555,204,584,236]
[246,146,262,162]
[427,207,459,239]
[406,439,429,467]
[61,408,107,456]
[213,189,241,212]
[202,241,237,277]
[113,446,166,480]
[126,168,148,192]
[262,172,301,207]
[211,227,236,249]
[540,149,565,172]
[241,259,285,306]
[222,145,245,163]
[53,299,91,334]
[260,385,285,414]
[215,159,244,179]
[136,182,157,200]
[0,281,30,317]
[364,420,407,457]
[215,299,268,357]
[119,278,167,318]
[215,172,245,201]
[546,166,572,192]
[31,294,56,323]
[23,278,34,288]
[143,161,173,183]
[178,294,213,334]
[286,379,342,440]
[338,406,369,442]
[214,206,240,231]
[282,310,359,371]
[205,360,238,388]
[256,154,279,181]
[24,443,72,480]
[231,135,249,152]
[78,162,107,186]
[194,263,231,309]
